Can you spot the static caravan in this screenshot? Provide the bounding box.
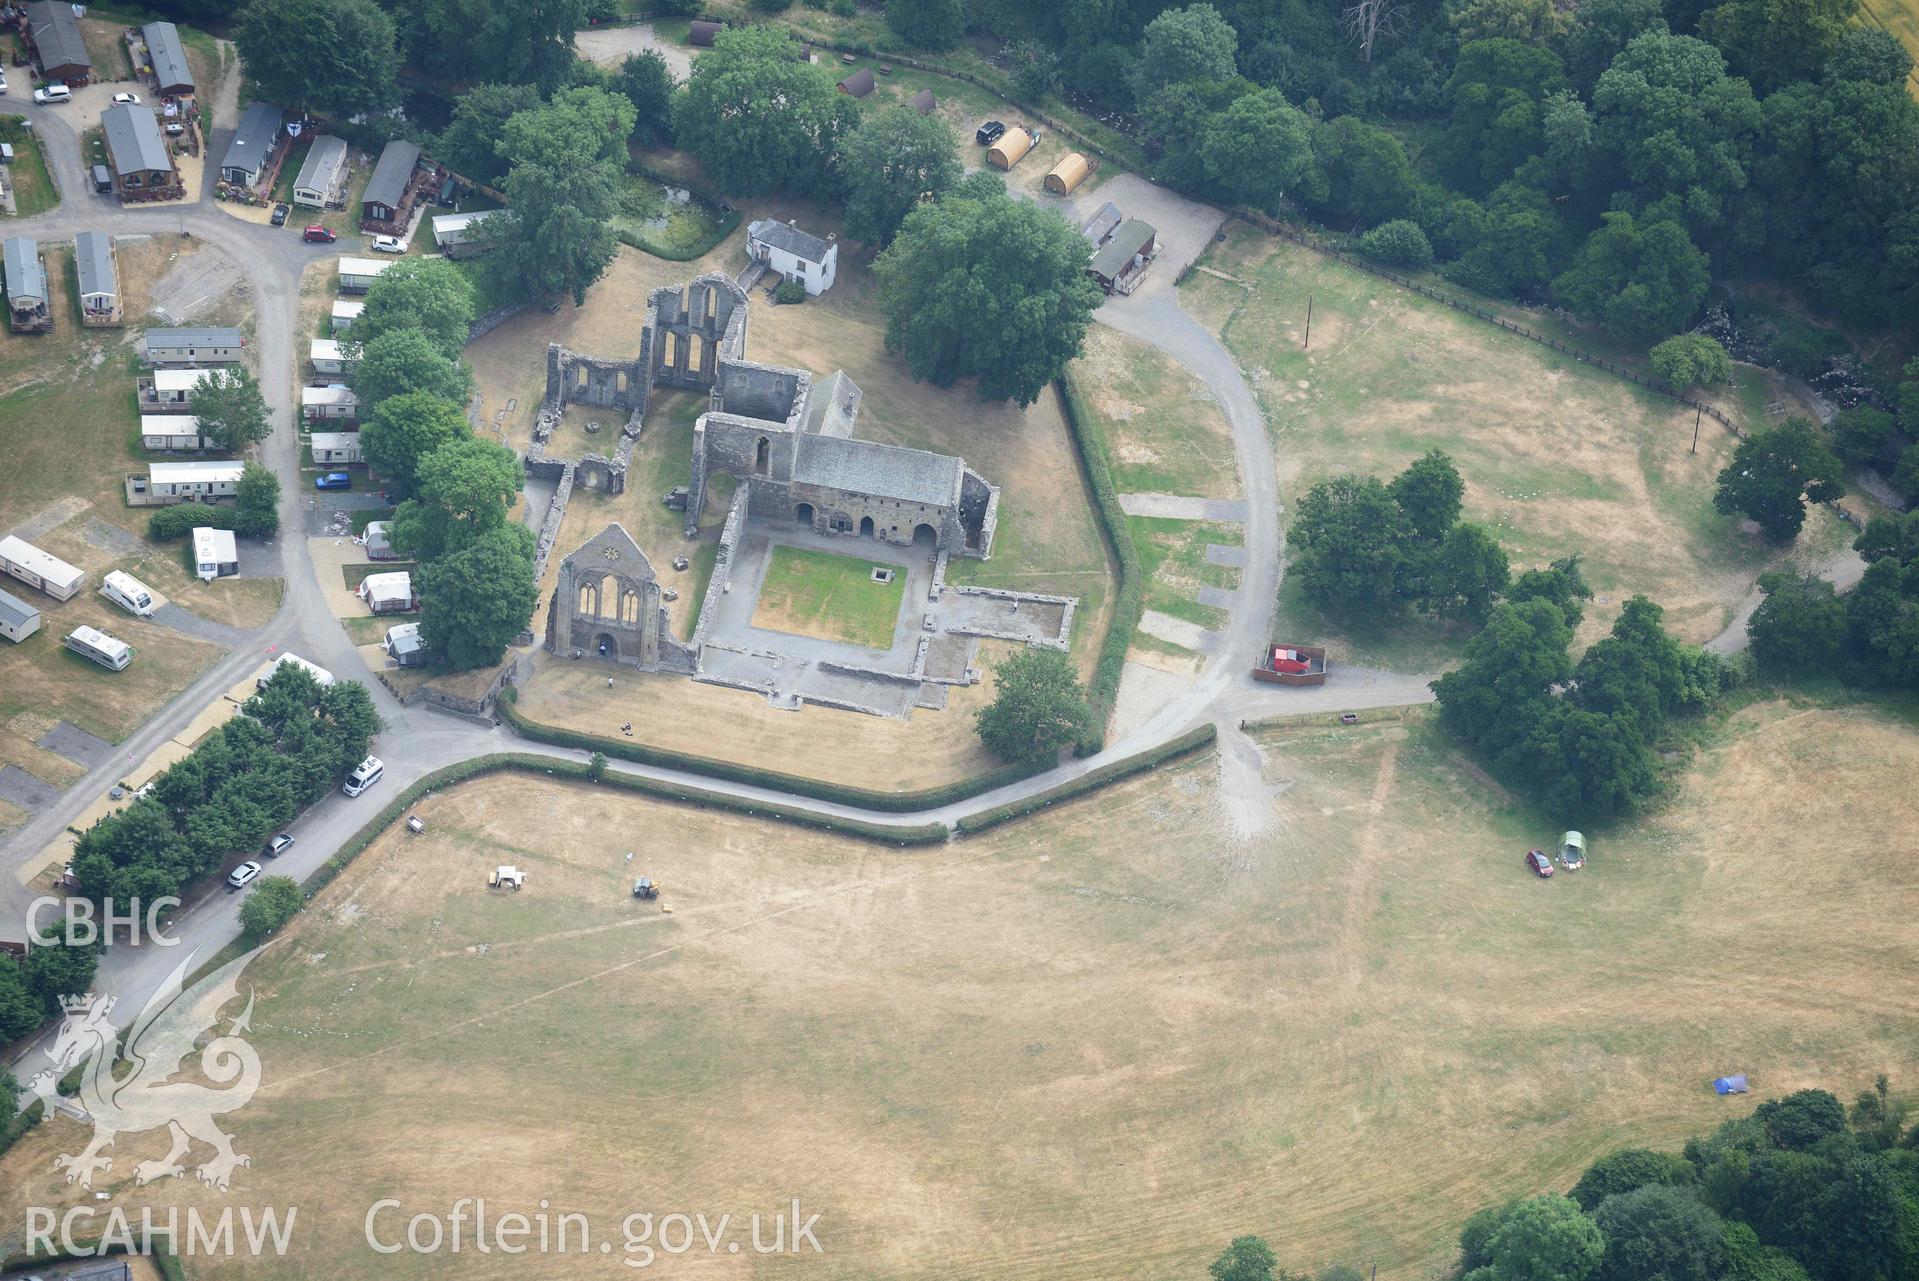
[144,326,245,367]
[192,526,239,581]
[337,257,394,293]
[220,102,283,188]
[102,570,158,617]
[0,586,42,643]
[302,384,359,422]
[74,232,121,326]
[430,209,498,259]
[330,299,365,333]
[310,337,351,374]
[310,431,362,464]
[139,366,224,413]
[0,534,85,600]
[357,570,414,615]
[147,459,243,502]
[143,21,195,96]
[66,625,133,671]
[291,134,349,210]
[141,414,207,451]
[258,652,335,691]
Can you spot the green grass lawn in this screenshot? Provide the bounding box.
[1129,516,1241,632]
[750,545,906,649]
[0,119,58,218]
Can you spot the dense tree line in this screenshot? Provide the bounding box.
[349,259,538,671]
[70,665,381,904]
[1432,580,1726,819]
[0,939,101,1043]
[948,0,1919,348]
[1206,1080,1918,1281]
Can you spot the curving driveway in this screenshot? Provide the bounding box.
[1,84,1433,1087]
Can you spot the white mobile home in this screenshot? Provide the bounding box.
[258,652,335,690]
[102,570,158,617]
[291,134,349,210]
[144,326,245,367]
[192,526,239,580]
[337,257,394,293]
[358,571,414,615]
[141,414,208,451]
[139,366,224,413]
[0,586,42,643]
[146,459,243,502]
[310,337,352,374]
[431,209,498,259]
[310,431,362,464]
[302,384,359,421]
[0,535,85,600]
[330,299,365,333]
[74,232,121,326]
[66,625,133,671]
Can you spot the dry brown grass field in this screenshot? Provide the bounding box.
[6,700,1913,1279]
[1181,229,1855,670]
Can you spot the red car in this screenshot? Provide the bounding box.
[1525,849,1554,878]
[303,225,337,243]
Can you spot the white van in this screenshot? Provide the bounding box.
[66,625,133,671]
[258,652,336,691]
[342,756,384,797]
[102,570,157,617]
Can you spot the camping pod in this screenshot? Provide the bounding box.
[986,128,1036,171]
[1045,153,1092,194]
[910,88,936,115]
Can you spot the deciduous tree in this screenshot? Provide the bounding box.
[392,437,523,560]
[234,461,280,538]
[434,82,542,187]
[1713,418,1845,542]
[1200,88,1323,209]
[417,524,540,670]
[360,392,471,501]
[192,367,271,454]
[873,174,1104,406]
[239,876,304,940]
[234,0,399,118]
[350,328,473,411]
[1289,474,1413,623]
[613,50,677,147]
[1209,1235,1280,1281]
[355,258,477,360]
[837,107,962,245]
[484,87,636,305]
[1553,212,1710,343]
[1472,1194,1604,1281]
[1132,3,1239,101]
[975,648,1093,762]
[886,0,965,49]
[1650,333,1733,388]
[675,27,859,197]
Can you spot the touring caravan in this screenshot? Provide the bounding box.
[258,651,335,691]
[66,625,133,671]
[102,570,157,617]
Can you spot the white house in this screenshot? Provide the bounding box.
[746,218,838,296]
[330,299,364,333]
[144,326,244,366]
[358,571,414,615]
[146,459,243,502]
[191,526,239,580]
[310,337,353,374]
[302,384,359,421]
[310,431,362,464]
[141,414,207,451]
[337,257,394,293]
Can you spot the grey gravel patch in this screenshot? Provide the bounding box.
[1197,585,1236,610]
[36,721,115,768]
[1117,493,1249,522]
[0,765,60,812]
[82,518,143,557]
[150,602,250,646]
[7,496,90,542]
[1205,543,1246,568]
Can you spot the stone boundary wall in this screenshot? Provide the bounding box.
[528,461,578,589]
[467,302,527,343]
[930,548,949,600]
[689,485,750,652]
[949,585,1076,651]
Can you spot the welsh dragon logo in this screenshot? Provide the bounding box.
[26,947,267,1191]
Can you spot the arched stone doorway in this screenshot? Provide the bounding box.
[795,502,815,529]
[912,523,938,548]
[754,437,770,475]
[595,632,618,660]
[859,515,876,538]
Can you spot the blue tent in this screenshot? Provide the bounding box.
[1713,1074,1750,1095]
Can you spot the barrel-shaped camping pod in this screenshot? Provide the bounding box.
[986,128,1036,171]
[1045,153,1092,194]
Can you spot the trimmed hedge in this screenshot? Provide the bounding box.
[955,723,1217,834]
[148,503,239,541]
[497,690,1049,811]
[1057,372,1146,755]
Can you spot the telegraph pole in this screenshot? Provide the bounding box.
[1691,403,1702,455]
[1304,296,1314,351]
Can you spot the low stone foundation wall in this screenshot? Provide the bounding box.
[947,586,1076,650]
[688,486,749,652]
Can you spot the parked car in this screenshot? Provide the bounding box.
[975,120,1006,145]
[1525,849,1554,878]
[302,225,337,243]
[0,70,10,95]
[34,84,72,105]
[343,756,384,798]
[315,471,352,490]
[370,234,405,254]
[270,202,290,226]
[265,833,295,858]
[90,164,112,193]
[226,860,263,892]
[163,121,185,136]
[111,91,142,105]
